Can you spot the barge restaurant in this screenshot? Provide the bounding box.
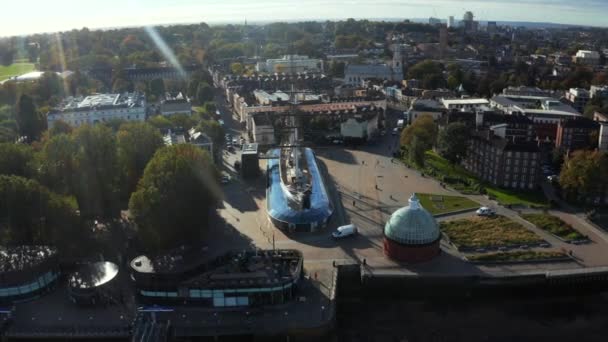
[0,246,59,304]
[130,248,303,308]
[266,147,333,232]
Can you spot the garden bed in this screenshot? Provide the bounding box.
[521,213,587,242]
[440,216,545,249]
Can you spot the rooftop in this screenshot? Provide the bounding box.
[52,93,144,113]
[441,98,490,107]
[131,249,303,289]
[68,261,119,290]
[0,246,57,273]
[384,194,441,245]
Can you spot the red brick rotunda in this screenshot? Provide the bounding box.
[383,193,441,263]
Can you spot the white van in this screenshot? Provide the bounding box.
[332,224,357,239]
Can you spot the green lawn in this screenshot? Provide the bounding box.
[422,151,482,194]
[522,213,586,241]
[485,186,549,208]
[468,251,566,262]
[418,193,479,215]
[0,62,36,81]
[440,215,544,248]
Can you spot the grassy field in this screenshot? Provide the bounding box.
[418,193,479,215]
[0,62,36,81]
[485,186,549,208]
[522,213,586,241]
[468,251,566,262]
[440,215,544,248]
[422,151,482,194]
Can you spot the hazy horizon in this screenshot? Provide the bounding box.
[2,0,608,37]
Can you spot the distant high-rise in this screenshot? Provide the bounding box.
[463,11,474,21]
[462,11,478,34]
[439,24,448,59]
[448,16,455,28]
[487,21,497,35]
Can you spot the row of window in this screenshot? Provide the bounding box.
[0,271,58,297]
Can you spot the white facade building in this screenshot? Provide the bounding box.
[47,93,146,128]
[574,50,601,66]
[441,98,489,111]
[255,55,323,74]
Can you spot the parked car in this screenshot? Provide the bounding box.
[547,175,559,183]
[221,174,231,184]
[332,224,357,239]
[391,127,399,136]
[218,119,225,126]
[215,110,221,116]
[476,207,496,216]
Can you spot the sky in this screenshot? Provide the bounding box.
[1,0,607,37]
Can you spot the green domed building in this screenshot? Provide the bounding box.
[383,194,441,263]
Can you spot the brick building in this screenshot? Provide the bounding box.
[556,117,600,151]
[463,128,541,190]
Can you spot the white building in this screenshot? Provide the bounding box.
[447,16,455,28]
[441,98,489,111]
[251,113,276,145]
[47,93,145,128]
[160,92,191,116]
[344,48,404,86]
[574,50,601,66]
[590,85,608,99]
[255,55,323,74]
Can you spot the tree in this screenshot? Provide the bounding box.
[400,115,437,147]
[436,122,469,164]
[38,133,77,195]
[149,78,165,97]
[407,60,443,80]
[196,82,214,104]
[559,150,608,203]
[328,60,345,78]
[148,115,172,130]
[16,94,45,141]
[197,119,224,154]
[0,46,15,66]
[0,143,35,178]
[168,113,197,129]
[0,175,81,250]
[129,144,220,252]
[400,115,438,166]
[230,62,244,75]
[49,120,73,136]
[117,122,164,198]
[72,125,122,218]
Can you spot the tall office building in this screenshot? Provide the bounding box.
[439,24,448,59]
[448,16,455,28]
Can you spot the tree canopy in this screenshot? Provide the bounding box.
[128,144,220,252]
[436,122,469,164]
[400,115,438,166]
[559,150,608,203]
[0,175,81,251]
[117,122,164,198]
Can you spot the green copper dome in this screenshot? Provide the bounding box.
[384,194,440,245]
